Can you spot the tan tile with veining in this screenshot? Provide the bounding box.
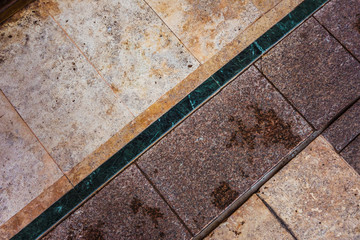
[259,136,360,239]
[43,0,199,116]
[0,91,64,226]
[146,0,262,63]
[0,2,134,173]
[206,195,294,240]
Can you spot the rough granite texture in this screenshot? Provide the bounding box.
[0,92,63,225]
[256,17,360,129]
[315,0,360,61]
[259,136,360,239]
[137,66,312,233]
[323,100,360,152]
[205,195,294,240]
[43,165,191,240]
[341,135,360,175]
[44,0,199,116]
[0,2,134,172]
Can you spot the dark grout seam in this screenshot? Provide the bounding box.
[340,132,360,154]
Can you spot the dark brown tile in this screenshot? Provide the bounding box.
[137,66,312,233]
[255,17,360,129]
[315,0,360,61]
[42,165,191,240]
[323,100,360,152]
[341,135,360,174]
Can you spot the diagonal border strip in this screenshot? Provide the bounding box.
[11,0,328,239]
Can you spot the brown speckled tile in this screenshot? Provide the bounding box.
[341,135,360,174]
[323,100,360,152]
[205,195,294,240]
[137,66,312,233]
[0,91,64,226]
[315,0,360,61]
[0,2,134,173]
[256,17,360,129]
[259,136,360,239]
[43,164,191,240]
[44,0,199,116]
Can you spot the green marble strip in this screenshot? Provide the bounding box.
[11,0,328,239]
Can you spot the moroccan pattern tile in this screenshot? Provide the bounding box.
[44,0,199,116]
[0,2,134,173]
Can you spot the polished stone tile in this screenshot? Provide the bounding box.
[137,66,312,233]
[43,164,191,240]
[341,135,360,174]
[256,17,360,129]
[0,91,64,226]
[205,195,294,240]
[259,136,360,239]
[323,100,360,152]
[0,2,134,173]
[146,0,261,63]
[315,0,360,61]
[44,0,199,116]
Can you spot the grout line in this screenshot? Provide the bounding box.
[340,132,360,154]
[0,90,74,187]
[257,194,298,239]
[43,5,136,119]
[135,163,194,237]
[254,64,316,130]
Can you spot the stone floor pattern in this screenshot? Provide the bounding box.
[1,0,360,239]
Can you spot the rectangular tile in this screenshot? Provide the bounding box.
[0,91,64,226]
[259,136,360,239]
[145,0,262,63]
[315,0,360,61]
[42,164,191,240]
[341,134,360,174]
[255,17,360,129]
[137,65,312,233]
[44,0,199,116]
[0,2,134,173]
[206,195,294,240]
[323,100,360,152]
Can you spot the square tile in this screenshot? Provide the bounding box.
[137,66,312,233]
[259,136,360,239]
[145,0,262,63]
[341,135,360,174]
[0,2,134,172]
[256,17,360,129]
[44,0,199,116]
[43,164,191,240]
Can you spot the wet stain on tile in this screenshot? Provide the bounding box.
[211,182,239,210]
[130,197,164,228]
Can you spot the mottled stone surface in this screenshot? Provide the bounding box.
[0,2,134,172]
[252,0,282,13]
[146,0,261,63]
[137,66,312,233]
[43,165,191,240]
[45,0,199,116]
[341,135,360,174]
[259,136,360,239]
[256,17,360,129]
[0,91,63,225]
[323,100,360,152]
[315,0,360,61]
[205,195,294,240]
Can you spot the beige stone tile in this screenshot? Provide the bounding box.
[206,195,294,240]
[0,91,64,226]
[43,0,199,116]
[146,0,262,63]
[0,2,134,173]
[252,0,282,13]
[259,136,360,239]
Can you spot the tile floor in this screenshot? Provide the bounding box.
[1,0,360,239]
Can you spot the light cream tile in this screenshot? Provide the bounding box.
[0,91,64,225]
[259,136,360,239]
[206,195,294,240]
[0,2,134,172]
[43,0,199,116]
[146,0,262,63]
